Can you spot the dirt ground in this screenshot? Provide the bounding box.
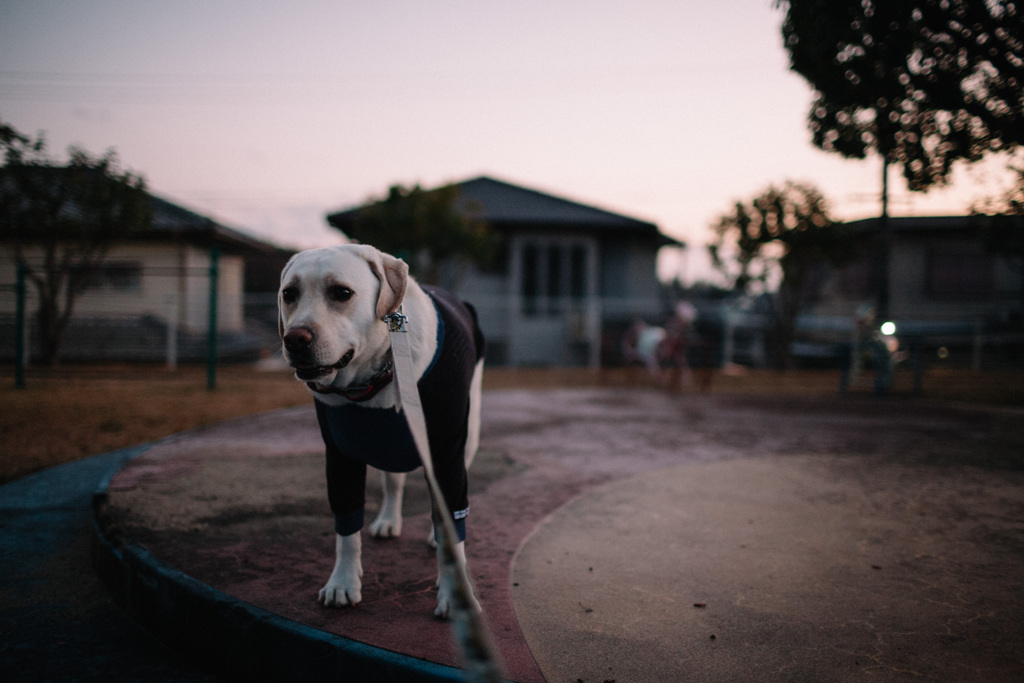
[98,386,1024,680]
[2,362,1023,484]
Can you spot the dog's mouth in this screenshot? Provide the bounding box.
[293,349,354,381]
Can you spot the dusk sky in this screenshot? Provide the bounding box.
[2,0,1018,283]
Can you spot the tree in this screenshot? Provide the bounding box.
[972,162,1024,215]
[330,183,495,288]
[709,182,854,368]
[1,120,152,365]
[972,164,1024,310]
[776,0,1024,192]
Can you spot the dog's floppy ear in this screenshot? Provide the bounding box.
[277,252,300,337]
[359,246,408,319]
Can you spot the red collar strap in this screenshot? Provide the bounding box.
[307,352,395,402]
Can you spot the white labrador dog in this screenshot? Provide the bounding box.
[278,244,484,618]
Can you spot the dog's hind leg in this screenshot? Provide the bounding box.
[464,359,484,468]
[369,470,405,538]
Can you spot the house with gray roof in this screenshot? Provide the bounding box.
[798,214,1024,368]
[807,215,1023,324]
[1,194,291,363]
[328,176,683,367]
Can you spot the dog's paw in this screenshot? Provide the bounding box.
[434,573,482,620]
[318,579,362,607]
[368,512,402,538]
[318,564,363,608]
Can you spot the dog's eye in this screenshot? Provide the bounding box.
[327,285,354,303]
[281,287,299,304]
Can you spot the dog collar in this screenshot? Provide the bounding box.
[307,351,394,402]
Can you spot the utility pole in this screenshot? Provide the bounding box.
[877,157,891,321]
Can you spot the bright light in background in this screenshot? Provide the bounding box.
[880,322,897,336]
[1,0,1017,281]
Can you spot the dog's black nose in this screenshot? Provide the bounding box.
[283,326,314,352]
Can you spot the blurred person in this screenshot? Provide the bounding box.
[661,301,697,392]
[622,317,665,385]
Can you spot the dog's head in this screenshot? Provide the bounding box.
[278,244,408,389]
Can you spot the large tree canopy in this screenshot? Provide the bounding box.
[777,0,1024,191]
[1,120,152,364]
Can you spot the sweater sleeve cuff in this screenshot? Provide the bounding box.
[433,509,468,544]
[334,508,364,537]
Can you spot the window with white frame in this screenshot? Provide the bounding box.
[518,239,592,316]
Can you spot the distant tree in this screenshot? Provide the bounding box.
[0,120,152,365]
[333,183,495,288]
[709,182,854,368]
[776,0,1024,192]
[972,163,1024,308]
[973,162,1024,216]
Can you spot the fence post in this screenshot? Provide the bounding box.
[972,320,983,372]
[721,308,736,367]
[15,262,27,389]
[166,296,178,371]
[207,247,220,390]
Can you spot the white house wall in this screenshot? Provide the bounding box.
[175,245,244,333]
[453,268,510,354]
[503,233,602,367]
[0,243,244,333]
[452,234,669,367]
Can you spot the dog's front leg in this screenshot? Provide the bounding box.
[368,471,405,538]
[434,539,482,619]
[318,532,363,607]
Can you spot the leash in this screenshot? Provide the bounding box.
[384,307,502,682]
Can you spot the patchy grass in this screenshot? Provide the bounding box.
[2,363,1021,485]
[0,364,311,484]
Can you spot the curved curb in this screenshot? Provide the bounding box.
[91,449,470,683]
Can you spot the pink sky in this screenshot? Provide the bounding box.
[2,0,1018,283]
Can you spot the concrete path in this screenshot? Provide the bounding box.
[4,388,1024,681]
[514,455,1024,681]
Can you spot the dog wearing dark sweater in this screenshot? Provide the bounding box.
[278,244,484,617]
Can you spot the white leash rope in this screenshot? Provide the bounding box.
[385,308,503,683]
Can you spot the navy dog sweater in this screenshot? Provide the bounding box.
[315,286,484,542]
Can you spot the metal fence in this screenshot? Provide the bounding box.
[0,249,281,388]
